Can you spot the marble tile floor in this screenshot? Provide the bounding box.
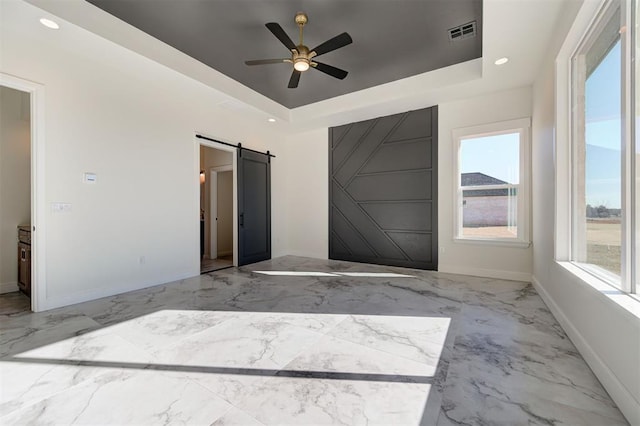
[0,256,628,425]
[201,255,234,274]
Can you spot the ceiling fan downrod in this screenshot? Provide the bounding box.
[293,12,312,72]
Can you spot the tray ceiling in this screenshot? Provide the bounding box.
[86,0,482,109]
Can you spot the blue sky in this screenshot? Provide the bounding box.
[585,39,621,208]
[461,40,621,208]
[460,133,519,184]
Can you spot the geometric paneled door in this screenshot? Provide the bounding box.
[329,106,438,270]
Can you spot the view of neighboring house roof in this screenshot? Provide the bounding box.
[461,172,511,197]
[461,172,508,186]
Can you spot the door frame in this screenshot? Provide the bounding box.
[195,135,238,268]
[209,165,233,259]
[0,73,46,312]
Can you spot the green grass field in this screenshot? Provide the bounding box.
[586,220,621,275]
[463,220,621,276]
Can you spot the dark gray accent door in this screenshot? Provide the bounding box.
[238,149,271,266]
[329,106,438,270]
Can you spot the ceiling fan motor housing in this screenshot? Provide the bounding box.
[293,45,312,71]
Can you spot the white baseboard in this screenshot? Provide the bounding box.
[0,282,18,294]
[288,250,328,261]
[438,264,531,282]
[40,270,196,312]
[532,276,639,425]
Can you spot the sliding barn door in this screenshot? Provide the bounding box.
[237,149,271,266]
[329,106,438,270]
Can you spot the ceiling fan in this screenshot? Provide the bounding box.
[245,12,353,89]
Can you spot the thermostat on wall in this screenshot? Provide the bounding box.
[83,172,97,184]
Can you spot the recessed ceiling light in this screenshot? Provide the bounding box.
[267,118,276,123]
[39,18,60,29]
[494,57,509,66]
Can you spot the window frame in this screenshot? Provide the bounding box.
[571,1,625,288]
[452,118,531,248]
[557,0,637,294]
[633,0,639,294]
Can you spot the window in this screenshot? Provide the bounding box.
[453,118,530,246]
[570,0,637,293]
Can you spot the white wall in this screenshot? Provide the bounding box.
[531,0,640,423]
[216,171,233,256]
[284,128,328,259]
[1,0,286,310]
[438,87,533,282]
[0,86,31,292]
[284,88,534,283]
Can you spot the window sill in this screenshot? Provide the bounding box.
[572,262,621,288]
[453,237,531,248]
[556,261,640,320]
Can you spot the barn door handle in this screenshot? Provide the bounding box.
[239,213,244,227]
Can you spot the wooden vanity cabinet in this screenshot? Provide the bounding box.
[17,225,31,297]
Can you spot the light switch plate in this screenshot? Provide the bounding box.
[52,202,72,213]
[83,172,97,184]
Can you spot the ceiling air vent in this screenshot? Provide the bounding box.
[448,21,477,41]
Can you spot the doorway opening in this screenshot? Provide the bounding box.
[0,85,32,313]
[199,144,235,273]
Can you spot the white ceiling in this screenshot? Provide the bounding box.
[24,0,576,130]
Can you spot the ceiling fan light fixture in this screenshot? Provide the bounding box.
[245,12,352,88]
[294,59,310,72]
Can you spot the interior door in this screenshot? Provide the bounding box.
[237,149,271,266]
[329,106,438,270]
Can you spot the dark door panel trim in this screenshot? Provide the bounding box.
[238,149,271,266]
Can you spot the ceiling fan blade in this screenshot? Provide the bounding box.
[310,32,353,57]
[312,61,348,80]
[288,70,301,88]
[245,59,288,66]
[265,22,297,52]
